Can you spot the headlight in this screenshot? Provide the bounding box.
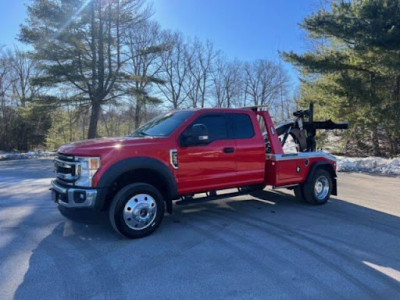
[75,156,101,187]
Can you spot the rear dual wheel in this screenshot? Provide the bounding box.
[294,168,332,205]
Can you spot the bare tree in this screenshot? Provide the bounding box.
[8,48,43,107]
[212,57,243,108]
[125,20,166,128]
[0,49,14,148]
[0,49,13,106]
[157,32,189,109]
[243,59,289,108]
[212,57,227,108]
[185,40,217,108]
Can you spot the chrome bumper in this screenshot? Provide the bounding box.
[51,180,97,208]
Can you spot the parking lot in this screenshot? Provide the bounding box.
[0,158,399,299]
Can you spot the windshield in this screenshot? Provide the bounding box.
[129,111,195,137]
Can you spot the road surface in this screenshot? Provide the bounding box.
[0,159,399,299]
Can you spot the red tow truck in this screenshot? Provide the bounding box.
[51,104,347,238]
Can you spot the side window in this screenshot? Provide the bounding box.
[193,114,228,142]
[229,114,255,139]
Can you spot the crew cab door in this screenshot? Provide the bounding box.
[177,113,237,194]
[227,113,266,185]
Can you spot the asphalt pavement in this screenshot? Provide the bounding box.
[0,158,399,299]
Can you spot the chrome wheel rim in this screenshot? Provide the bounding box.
[123,194,157,230]
[314,176,329,200]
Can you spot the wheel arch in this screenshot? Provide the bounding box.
[96,157,178,213]
[307,161,337,196]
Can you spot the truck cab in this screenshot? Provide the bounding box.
[51,106,346,238]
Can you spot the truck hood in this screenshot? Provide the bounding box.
[58,136,165,156]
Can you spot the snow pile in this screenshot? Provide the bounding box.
[0,151,56,161]
[337,156,400,175]
[283,136,298,153]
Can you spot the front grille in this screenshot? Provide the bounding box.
[55,153,79,185]
[56,165,72,174]
[57,153,75,162]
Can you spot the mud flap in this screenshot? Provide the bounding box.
[332,177,337,196]
[165,199,173,214]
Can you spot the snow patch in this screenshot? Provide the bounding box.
[0,151,56,161]
[337,156,400,176]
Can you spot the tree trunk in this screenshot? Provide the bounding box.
[134,101,141,129]
[371,125,381,157]
[88,101,101,139]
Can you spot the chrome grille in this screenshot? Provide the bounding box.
[54,153,79,185]
[57,153,75,162]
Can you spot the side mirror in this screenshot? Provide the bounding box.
[181,123,209,146]
[192,124,209,143]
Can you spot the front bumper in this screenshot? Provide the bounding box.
[51,180,98,208]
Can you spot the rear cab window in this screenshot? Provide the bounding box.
[228,113,255,139]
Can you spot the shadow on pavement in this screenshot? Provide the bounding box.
[12,189,400,299]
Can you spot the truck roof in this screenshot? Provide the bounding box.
[178,107,257,114]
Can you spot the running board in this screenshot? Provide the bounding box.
[175,189,249,205]
[272,184,299,190]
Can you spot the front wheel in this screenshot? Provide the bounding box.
[109,183,165,238]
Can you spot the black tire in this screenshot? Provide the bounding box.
[302,168,332,205]
[109,183,165,239]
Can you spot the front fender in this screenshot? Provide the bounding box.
[96,157,178,212]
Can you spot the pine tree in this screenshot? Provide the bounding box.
[284,0,400,156]
[19,0,151,138]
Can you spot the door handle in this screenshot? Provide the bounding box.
[223,147,235,154]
